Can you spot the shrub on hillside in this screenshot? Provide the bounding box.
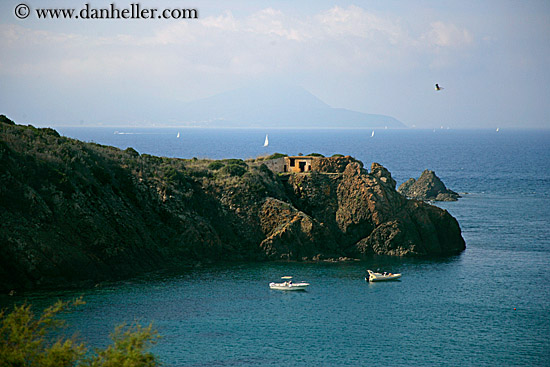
[0,298,160,367]
[208,161,225,171]
[265,153,287,160]
[221,159,247,166]
[0,114,15,125]
[222,164,247,177]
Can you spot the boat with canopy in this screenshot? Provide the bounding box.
[366,270,402,282]
[269,276,309,291]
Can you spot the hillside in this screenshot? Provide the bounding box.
[0,115,462,291]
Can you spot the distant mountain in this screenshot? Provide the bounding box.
[176,84,405,128]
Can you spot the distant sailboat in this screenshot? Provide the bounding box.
[264,134,269,147]
[177,132,180,138]
[496,128,500,132]
[371,130,375,137]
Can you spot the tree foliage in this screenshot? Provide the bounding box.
[207,161,224,171]
[0,298,160,367]
[84,323,159,367]
[0,114,15,125]
[221,164,247,177]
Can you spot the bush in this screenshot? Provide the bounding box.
[208,161,225,171]
[40,128,60,138]
[142,154,163,165]
[331,154,345,158]
[307,153,325,157]
[188,169,212,178]
[259,163,272,175]
[163,166,180,183]
[124,147,140,158]
[222,164,247,177]
[221,159,247,167]
[265,153,287,160]
[85,323,159,367]
[0,298,160,367]
[92,164,111,185]
[0,114,15,125]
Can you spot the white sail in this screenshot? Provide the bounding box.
[177,132,180,138]
[371,130,375,137]
[264,134,269,147]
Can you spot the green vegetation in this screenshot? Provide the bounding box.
[331,154,345,157]
[207,161,224,171]
[220,158,247,166]
[307,153,325,157]
[266,153,288,160]
[124,147,140,158]
[0,298,160,367]
[0,114,15,125]
[221,164,247,177]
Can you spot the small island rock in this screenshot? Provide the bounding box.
[398,170,460,201]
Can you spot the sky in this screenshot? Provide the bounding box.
[0,0,549,129]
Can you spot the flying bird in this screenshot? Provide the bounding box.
[435,83,444,91]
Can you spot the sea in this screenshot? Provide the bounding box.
[1,127,549,366]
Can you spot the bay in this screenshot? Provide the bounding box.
[2,127,549,366]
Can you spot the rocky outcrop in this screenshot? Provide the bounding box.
[398,170,460,201]
[311,156,361,173]
[259,198,338,260]
[258,160,465,258]
[0,117,466,291]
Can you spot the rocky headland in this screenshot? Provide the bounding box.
[0,116,465,291]
[398,170,461,202]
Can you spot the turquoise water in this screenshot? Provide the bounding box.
[1,128,549,366]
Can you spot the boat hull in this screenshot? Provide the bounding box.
[269,282,309,291]
[367,274,402,282]
[366,270,402,282]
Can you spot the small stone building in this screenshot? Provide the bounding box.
[262,155,359,174]
[284,156,315,173]
[261,156,316,173]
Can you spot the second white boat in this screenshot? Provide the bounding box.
[269,276,309,291]
[366,270,402,282]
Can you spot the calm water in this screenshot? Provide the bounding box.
[2,127,549,366]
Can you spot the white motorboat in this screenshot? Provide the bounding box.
[269,276,309,291]
[366,270,402,282]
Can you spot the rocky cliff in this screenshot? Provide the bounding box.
[0,117,465,291]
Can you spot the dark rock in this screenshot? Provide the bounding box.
[398,169,460,201]
[311,156,361,173]
[370,162,397,189]
[259,198,337,260]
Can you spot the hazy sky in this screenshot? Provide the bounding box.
[1,0,549,129]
